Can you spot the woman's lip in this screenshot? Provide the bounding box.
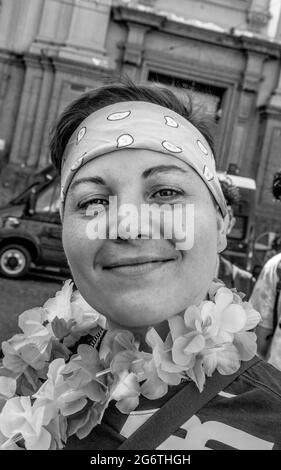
[103,257,176,269]
[102,259,176,276]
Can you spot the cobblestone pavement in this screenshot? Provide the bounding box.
[0,271,65,344]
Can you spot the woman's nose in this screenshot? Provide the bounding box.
[115,194,143,240]
[107,191,158,240]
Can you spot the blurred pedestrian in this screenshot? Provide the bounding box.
[250,170,281,369]
[250,253,281,369]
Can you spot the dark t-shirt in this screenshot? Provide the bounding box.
[64,359,281,450]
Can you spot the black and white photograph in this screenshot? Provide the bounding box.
[0,0,280,456]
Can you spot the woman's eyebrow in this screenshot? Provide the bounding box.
[70,176,106,190]
[142,165,189,179]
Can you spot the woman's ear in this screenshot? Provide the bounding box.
[216,209,228,253]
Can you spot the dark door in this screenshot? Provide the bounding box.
[24,182,67,267]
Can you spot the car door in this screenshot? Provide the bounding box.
[26,181,68,267]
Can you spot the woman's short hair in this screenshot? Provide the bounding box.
[50,81,217,174]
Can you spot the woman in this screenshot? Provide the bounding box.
[0,83,281,450]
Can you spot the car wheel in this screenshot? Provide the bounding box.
[0,244,31,278]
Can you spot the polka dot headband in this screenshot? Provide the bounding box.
[60,101,227,218]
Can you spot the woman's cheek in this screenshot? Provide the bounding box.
[164,203,196,250]
[193,208,218,258]
[62,219,89,267]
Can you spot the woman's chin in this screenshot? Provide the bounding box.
[105,310,168,330]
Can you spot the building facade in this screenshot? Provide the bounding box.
[0,0,281,240]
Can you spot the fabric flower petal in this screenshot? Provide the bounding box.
[216,345,240,375]
[116,395,139,414]
[111,372,139,402]
[207,279,225,300]
[141,376,168,400]
[75,405,102,440]
[18,308,48,334]
[61,398,87,416]
[186,360,206,392]
[243,303,261,331]
[44,280,73,322]
[202,352,217,377]
[25,427,51,450]
[145,328,163,350]
[200,302,215,326]
[215,287,233,311]
[140,360,168,400]
[0,377,17,399]
[220,304,247,333]
[0,396,30,438]
[233,331,257,361]
[157,368,183,386]
[168,315,187,342]
[183,332,205,355]
[183,305,202,330]
[172,337,197,367]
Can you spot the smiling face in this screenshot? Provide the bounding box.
[62,149,226,329]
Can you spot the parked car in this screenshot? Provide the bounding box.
[0,165,68,278]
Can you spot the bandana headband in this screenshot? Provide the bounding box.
[60,101,227,218]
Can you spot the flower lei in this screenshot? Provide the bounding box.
[0,279,261,450]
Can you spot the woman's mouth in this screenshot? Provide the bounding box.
[102,257,177,276]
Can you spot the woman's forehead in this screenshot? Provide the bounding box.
[70,148,198,180]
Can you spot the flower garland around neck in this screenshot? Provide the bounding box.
[0,279,261,450]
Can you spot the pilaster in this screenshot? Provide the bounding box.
[229,51,264,168]
[268,63,281,110]
[0,0,44,52]
[27,57,55,168]
[9,55,43,167]
[122,23,150,80]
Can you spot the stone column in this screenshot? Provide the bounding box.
[8,55,43,167]
[0,52,25,162]
[112,5,163,81]
[0,0,44,52]
[228,51,264,170]
[121,23,150,81]
[0,0,16,49]
[268,65,281,110]
[26,57,55,168]
[275,3,281,40]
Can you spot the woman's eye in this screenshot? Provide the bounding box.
[152,188,182,198]
[78,198,109,209]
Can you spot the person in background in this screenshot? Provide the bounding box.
[250,170,281,369]
[216,175,255,299]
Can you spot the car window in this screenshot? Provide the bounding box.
[49,183,61,213]
[35,183,60,214]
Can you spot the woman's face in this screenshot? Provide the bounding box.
[62,149,226,328]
